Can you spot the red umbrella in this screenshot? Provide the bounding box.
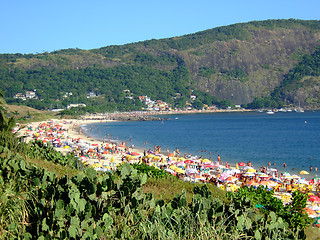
[200,163,213,168]
[184,160,193,164]
[238,162,246,167]
[308,195,320,203]
[305,207,316,215]
[131,152,140,156]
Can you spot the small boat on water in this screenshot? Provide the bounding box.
[266,110,275,114]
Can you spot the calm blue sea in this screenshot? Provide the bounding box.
[85,111,320,178]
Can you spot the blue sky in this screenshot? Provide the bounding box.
[1,0,319,54]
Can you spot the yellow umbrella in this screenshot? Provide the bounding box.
[169,165,177,170]
[299,170,309,175]
[178,157,186,161]
[63,145,70,149]
[202,159,211,163]
[246,168,256,173]
[175,168,186,174]
[153,156,161,160]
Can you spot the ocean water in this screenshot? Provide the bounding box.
[85,111,320,178]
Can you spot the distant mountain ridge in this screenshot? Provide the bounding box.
[1,19,320,110]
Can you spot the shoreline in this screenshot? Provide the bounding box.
[20,113,316,182]
[21,118,147,167]
[18,115,320,219]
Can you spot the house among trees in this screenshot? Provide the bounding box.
[14,91,38,100]
[26,91,37,99]
[67,103,86,109]
[87,92,97,98]
[63,92,73,99]
[14,93,26,101]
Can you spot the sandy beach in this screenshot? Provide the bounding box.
[17,116,320,219]
[20,118,145,168]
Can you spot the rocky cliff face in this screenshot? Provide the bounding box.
[180,28,320,104]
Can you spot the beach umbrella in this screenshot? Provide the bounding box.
[219,171,233,181]
[169,165,177,170]
[185,160,193,164]
[270,178,283,184]
[191,159,201,163]
[291,175,301,179]
[308,195,320,203]
[229,169,240,174]
[243,172,255,177]
[248,180,259,186]
[131,152,140,156]
[165,168,176,174]
[212,163,222,168]
[226,176,238,183]
[176,161,185,166]
[203,164,215,168]
[299,170,309,175]
[246,168,256,173]
[153,156,161,161]
[168,153,174,157]
[243,166,253,171]
[186,169,198,175]
[168,160,177,164]
[305,207,317,216]
[238,162,246,167]
[202,159,211,163]
[297,178,309,185]
[258,174,269,178]
[175,168,186,174]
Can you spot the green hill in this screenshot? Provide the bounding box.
[1,19,320,111]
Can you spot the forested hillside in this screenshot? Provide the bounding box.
[1,19,320,111]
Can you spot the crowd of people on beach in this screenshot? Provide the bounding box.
[19,119,320,220]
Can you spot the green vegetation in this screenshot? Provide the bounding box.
[0,103,316,239]
[0,19,320,111]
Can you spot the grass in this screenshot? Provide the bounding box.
[1,104,58,123]
[24,155,81,178]
[143,176,227,203]
[306,226,320,240]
